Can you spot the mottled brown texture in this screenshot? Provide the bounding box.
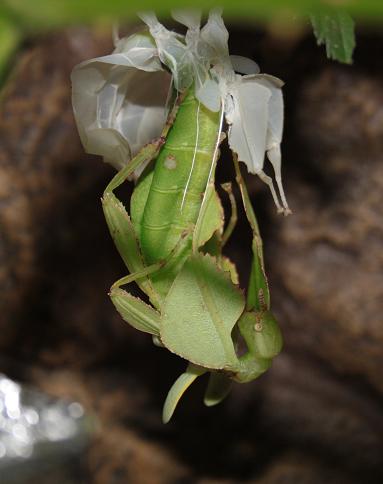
[268,64,383,394]
[253,452,357,484]
[0,28,115,350]
[1,25,383,484]
[258,354,383,477]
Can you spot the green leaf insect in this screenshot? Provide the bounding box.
[72,9,286,423]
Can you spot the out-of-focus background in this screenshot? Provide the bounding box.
[1,1,383,483]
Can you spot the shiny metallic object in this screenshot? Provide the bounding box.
[0,374,92,483]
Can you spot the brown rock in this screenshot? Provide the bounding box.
[0,28,117,353]
[257,353,383,478]
[252,452,357,484]
[268,61,383,394]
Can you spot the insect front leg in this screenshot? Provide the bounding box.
[102,95,184,308]
[102,140,166,309]
[103,191,166,335]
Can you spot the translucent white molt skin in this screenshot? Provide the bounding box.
[172,9,201,37]
[200,8,231,71]
[71,31,170,172]
[139,10,218,111]
[230,55,260,75]
[226,75,271,175]
[253,74,291,214]
[71,9,290,212]
[138,12,195,92]
[198,9,290,214]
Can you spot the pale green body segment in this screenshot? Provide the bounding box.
[132,89,220,263]
[131,89,221,298]
[102,87,283,423]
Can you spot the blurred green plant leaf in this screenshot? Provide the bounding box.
[0,14,20,82]
[310,11,355,64]
[1,0,383,28]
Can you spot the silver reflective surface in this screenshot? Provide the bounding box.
[0,374,92,482]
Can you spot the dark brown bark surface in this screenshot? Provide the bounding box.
[0,25,382,484]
